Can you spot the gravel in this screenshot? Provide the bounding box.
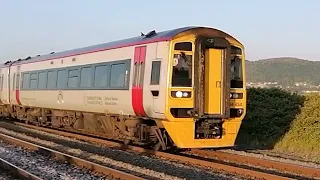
[182,150,320,180]
[0,140,108,180]
[0,121,247,180]
[0,168,21,180]
[219,149,320,169]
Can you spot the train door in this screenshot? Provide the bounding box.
[10,68,15,104]
[15,66,21,105]
[8,67,13,104]
[1,67,9,104]
[10,66,21,105]
[195,37,230,118]
[204,48,223,114]
[150,59,162,114]
[132,46,147,117]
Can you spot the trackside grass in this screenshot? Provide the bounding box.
[274,94,320,163]
[236,88,320,163]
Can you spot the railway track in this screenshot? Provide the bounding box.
[0,156,42,180]
[190,149,320,179]
[10,122,318,180]
[0,132,144,180]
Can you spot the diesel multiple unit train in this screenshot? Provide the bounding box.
[0,26,246,150]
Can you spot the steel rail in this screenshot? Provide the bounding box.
[191,149,320,179]
[13,122,295,180]
[0,157,43,180]
[0,132,144,180]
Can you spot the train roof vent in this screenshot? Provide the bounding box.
[142,30,157,38]
[50,52,55,54]
[25,56,31,60]
[17,58,22,61]
[4,61,11,65]
[145,30,157,38]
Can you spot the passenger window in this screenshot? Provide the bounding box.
[57,70,67,89]
[68,69,79,88]
[171,53,192,87]
[30,73,38,89]
[94,65,108,88]
[47,70,57,89]
[38,72,47,89]
[80,67,92,88]
[110,63,126,87]
[23,73,30,89]
[150,61,161,85]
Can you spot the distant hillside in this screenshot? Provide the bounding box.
[246,57,320,86]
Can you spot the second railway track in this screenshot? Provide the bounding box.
[0,156,42,180]
[0,132,144,180]
[189,149,320,179]
[3,121,317,180]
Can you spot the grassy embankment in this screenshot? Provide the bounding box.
[236,88,320,163]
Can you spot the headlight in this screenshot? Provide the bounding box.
[176,91,183,98]
[171,91,192,98]
[182,92,189,97]
[232,93,239,99]
[230,93,243,99]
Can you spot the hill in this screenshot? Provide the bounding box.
[246,57,320,86]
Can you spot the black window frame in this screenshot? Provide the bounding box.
[150,60,161,85]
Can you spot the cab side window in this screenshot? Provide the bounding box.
[150,60,161,85]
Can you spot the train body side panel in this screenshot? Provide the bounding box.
[142,42,168,119]
[0,67,10,105]
[15,42,162,117]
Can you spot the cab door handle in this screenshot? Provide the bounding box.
[216,81,221,88]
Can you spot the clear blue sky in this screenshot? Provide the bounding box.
[0,0,319,62]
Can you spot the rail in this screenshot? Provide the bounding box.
[191,149,320,179]
[12,122,297,180]
[0,132,144,180]
[0,157,43,180]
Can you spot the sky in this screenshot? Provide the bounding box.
[0,0,319,62]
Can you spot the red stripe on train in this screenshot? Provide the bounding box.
[132,46,147,117]
[15,90,21,105]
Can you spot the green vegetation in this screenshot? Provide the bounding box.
[236,88,305,148]
[236,87,320,162]
[274,94,320,162]
[246,57,320,86]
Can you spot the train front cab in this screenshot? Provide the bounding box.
[161,28,246,148]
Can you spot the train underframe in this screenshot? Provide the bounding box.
[0,104,173,151]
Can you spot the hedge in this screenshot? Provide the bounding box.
[235,87,320,162]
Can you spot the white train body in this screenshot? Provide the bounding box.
[1,41,169,119]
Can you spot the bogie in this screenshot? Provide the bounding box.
[0,104,172,150]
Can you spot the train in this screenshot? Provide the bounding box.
[0,26,246,150]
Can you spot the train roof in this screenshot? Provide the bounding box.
[1,26,240,67]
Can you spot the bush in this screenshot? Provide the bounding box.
[235,87,305,149]
[274,94,320,162]
[236,87,320,162]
